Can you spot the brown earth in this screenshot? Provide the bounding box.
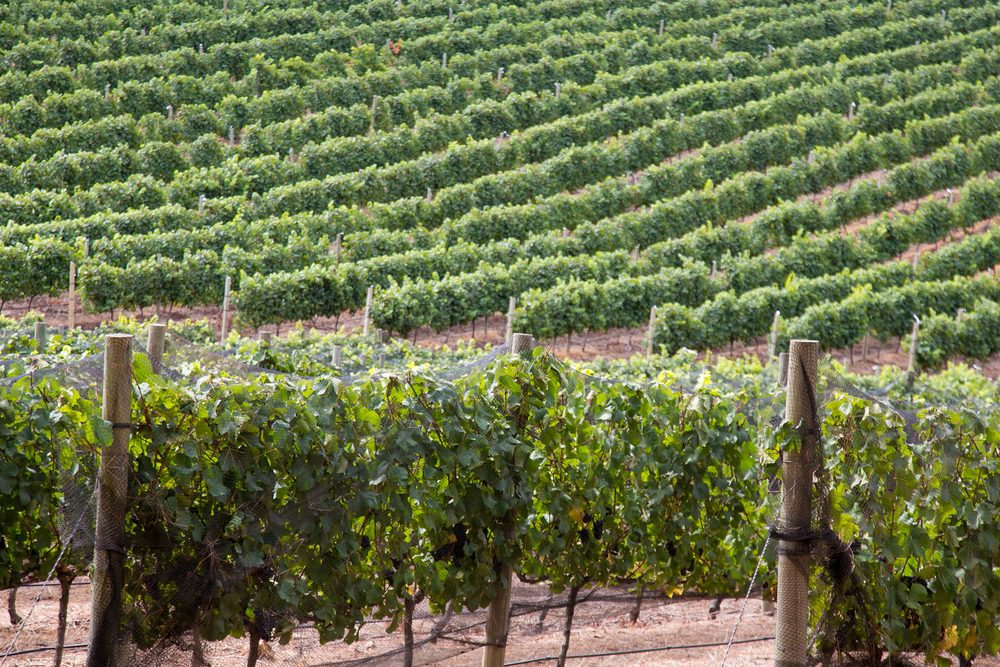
[6,581,997,666]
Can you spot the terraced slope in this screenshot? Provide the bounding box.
[0,0,997,364]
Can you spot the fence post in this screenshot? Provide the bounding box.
[68,262,77,329]
[483,333,534,667]
[646,306,657,357]
[259,331,273,345]
[765,351,791,617]
[88,334,133,667]
[775,340,818,667]
[906,315,920,393]
[363,285,374,336]
[34,321,47,350]
[907,315,920,374]
[220,276,232,343]
[505,297,516,347]
[332,345,343,367]
[147,324,166,374]
[768,311,781,361]
[777,352,789,388]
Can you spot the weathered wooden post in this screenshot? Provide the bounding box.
[87,334,133,667]
[332,345,343,367]
[259,331,273,345]
[907,315,920,380]
[483,333,534,667]
[774,340,819,667]
[363,285,374,336]
[147,324,166,374]
[34,321,47,350]
[646,306,657,357]
[68,261,77,329]
[505,297,516,347]
[768,311,781,361]
[220,276,232,343]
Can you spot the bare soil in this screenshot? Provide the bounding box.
[4,582,999,666]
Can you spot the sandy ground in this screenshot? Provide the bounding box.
[5,580,1000,667]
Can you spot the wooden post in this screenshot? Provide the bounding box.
[259,331,273,345]
[88,334,132,667]
[483,333,534,667]
[774,340,818,667]
[768,310,781,361]
[363,285,374,336]
[907,315,920,374]
[505,297,516,347]
[646,306,657,357]
[369,96,378,134]
[147,324,166,374]
[442,52,448,67]
[554,82,561,98]
[220,276,232,343]
[912,249,920,271]
[711,31,718,47]
[68,262,77,329]
[332,345,343,366]
[198,194,206,214]
[956,308,966,323]
[34,321,47,350]
[658,18,664,35]
[84,237,90,258]
[778,352,789,388]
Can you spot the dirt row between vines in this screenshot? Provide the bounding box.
[7,580,996,666]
